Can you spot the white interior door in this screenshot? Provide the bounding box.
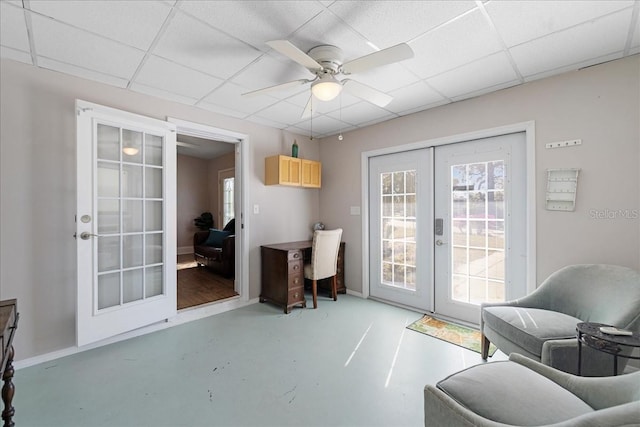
[76,100,177,346]
[433,133,527,324]
[369,149,434,311]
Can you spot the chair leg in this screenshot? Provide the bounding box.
[481,334,490,360]
[332,275,337,301]
[312,279,318,309]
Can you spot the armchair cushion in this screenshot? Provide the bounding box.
[436,360,593,425]
[204,229,231,247]
[482,307,581,357]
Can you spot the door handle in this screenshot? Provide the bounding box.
[435,239,446,246]
[79,232,98,240]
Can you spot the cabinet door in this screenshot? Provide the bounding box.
[301,159,321,188]
[280,156,301,185]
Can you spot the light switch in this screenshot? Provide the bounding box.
[253,204,260,214]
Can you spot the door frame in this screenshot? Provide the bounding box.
[361,121,537,304]
[168,117,249,302]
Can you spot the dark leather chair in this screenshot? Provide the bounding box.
[193,219,235,278]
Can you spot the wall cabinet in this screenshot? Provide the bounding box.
[265,155,321,188]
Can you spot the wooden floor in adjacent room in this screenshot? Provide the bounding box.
[177,254,238,310]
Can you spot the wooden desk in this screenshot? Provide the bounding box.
[260,241,345,313]
[0,299,18,427]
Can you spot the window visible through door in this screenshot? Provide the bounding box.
[219,168,235,228]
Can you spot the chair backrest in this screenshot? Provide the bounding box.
[308,229,343,281]
[533,264,640,329]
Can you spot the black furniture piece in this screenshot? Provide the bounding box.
[0,299,18,427]
[576,322,640,376]
[194,219,235,278]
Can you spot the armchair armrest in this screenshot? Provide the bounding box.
[194,231,209,246]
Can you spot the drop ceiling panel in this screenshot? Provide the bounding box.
[326,101,393,125]
[427,52,518,99]
[28,0,172,50]
[179,1,325,49]
[197,102,248,119]
[200,82,280,114]
[130,82,199,106]
[487,0,634,47]
[134,55,224,99]
[293,114,350,136]
[30,13,145,78]
[328,1,476,46]
[385,81,447,114]
[350,63,420,93]
[0,2,30,51]
[38,57,129,88]
[153,11,262,79]
[405,9,503,79]
[254,100,308,125]
[510,9,632,77]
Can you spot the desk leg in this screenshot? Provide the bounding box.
[2,345,15,427]
[577,332,582,376]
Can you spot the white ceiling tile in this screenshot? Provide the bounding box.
[427,52,518,99]
[631,17,640,50]
[231,54,312,98]
[134,55,224,99]
[450,79,520,102]
[0,46,32,64]
[486,0,634,47]
[130,82,199,106]
[37,57,129,88]
[29,0,172,50]
[510,9,631,77]
[405,9,502,78]
[1,2,30,51]
[326,101,390,125]
[329,1,476,46]
[292,114,349,136]
[197,102,248,120]
[247,115,288,129]
[30,13,144,78]
[200,82,280,114]
[523,51,623,83]
[153,10,262,79]
[255,100,308,125]
[179,1,324,49]
[358,113,398,128]
[385,81,446,114]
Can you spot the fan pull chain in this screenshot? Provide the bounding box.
[309,96,313,140]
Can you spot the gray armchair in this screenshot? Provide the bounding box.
[480,264,640,376]
[424,353,640,427]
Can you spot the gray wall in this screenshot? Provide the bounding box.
[318,54,640,294]
[0,59,320,360]
[1,54,639,361]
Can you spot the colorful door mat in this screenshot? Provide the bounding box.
[407,315,497,356]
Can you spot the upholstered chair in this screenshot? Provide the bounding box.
[424,353,640,427]
[304,229,343,309]
[480,264,640,376]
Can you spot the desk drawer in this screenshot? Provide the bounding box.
[288,287,305,305]
[288,250,303,262]
[288,260,302,275]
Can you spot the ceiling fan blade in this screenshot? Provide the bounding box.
[342,79,393,107]
[342,43,414,75]
[266,40,323,72]
[301,95,313,119]
[242,79,311,97]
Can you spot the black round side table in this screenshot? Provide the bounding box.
[576,322,640,376]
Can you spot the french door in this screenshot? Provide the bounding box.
[369,133,527,324]
[76,100,177,346]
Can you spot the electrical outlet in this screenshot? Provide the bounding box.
[545,139,582,149]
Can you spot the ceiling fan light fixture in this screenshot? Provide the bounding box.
[122,147,139,156]
[311,74,342,101]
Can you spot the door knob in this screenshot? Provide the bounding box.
[435,239,446,246]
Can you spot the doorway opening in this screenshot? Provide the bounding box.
[170,118,248,312]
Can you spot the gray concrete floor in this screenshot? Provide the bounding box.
[16,294,506,427]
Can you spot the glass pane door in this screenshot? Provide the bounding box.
[96,123,165,312]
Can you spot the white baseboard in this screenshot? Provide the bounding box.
[15,297,259,370]
[346,289,364,298]
[177,246,193,255]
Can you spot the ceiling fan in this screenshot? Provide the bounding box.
[242,40,414,118]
